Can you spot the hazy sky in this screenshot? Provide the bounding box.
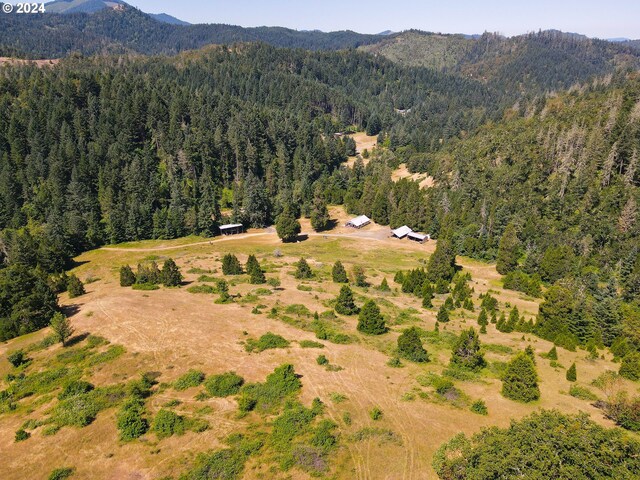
[121,0,640,38]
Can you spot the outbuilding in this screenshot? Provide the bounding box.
[219,223,244,235]
[408,232,430,244]
[391,225,413,239]
[346,215,371,229]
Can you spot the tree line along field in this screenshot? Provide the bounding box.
[1,217,638,479]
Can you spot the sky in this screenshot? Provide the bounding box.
[121,0,640,39]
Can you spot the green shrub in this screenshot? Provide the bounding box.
[7,350,27,367]
[52,385,126,428]
[569,385,598,401]
[117,398,149,441]
[370,406,383,420]
[132,283,159,291]
[67,275,86,298]
[174,370,205,391]
[316,355,329,366]
[297,284,313,291]
[120,265,136,287]
[450,328,485,371]
[197,274,219,282]
[470,400,488,415]
[187,284,217,294]
[566,363,577,382]
[237,364,301,414]
[299,340,324,349]
[387,357,404,368]
[245,332,290,353]
[58,380,94,400]
[179,437,262,480]
[204,372,245,397]
[502,353,540,402]
[15,428,30,442]
[153,409,186,439]
[48,468,75,480]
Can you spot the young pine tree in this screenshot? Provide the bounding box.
[502,353,540,402]
[335,285,359,315]
[222,254,243,275]
[450,328,485,371]
[357,300,387,335]
[310,194,330,232]
[525,345,536,365]
[120,265,136,287]
[378,278,390,292]
[427,236,457,284]
[397,327,429,363]
[162,258,183,287]
[245,254,261,276]
[437,304,450,323]
[566,362,577,382]
[619,352,640,381]
[50,312,74,347]
[496,223,520,275]
[477,308,488,326]
[294,257,313,279]
[67,274,86,298]
[547,345,558,360]
[332,261,348,283]
[353,266,368,287]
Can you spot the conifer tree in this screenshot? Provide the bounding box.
[477,308,488,326]
[50,312,74,347]
[397,327,429,363]
[525,345,536,364]
[332,261,348,283]
[353,266,368,287]
[275,205,301,242]
[496,223,520,274]
[310,194,330,232]
[427,236,457,284]
[378,278,390,292]
[619,352,640,381]
[547,345,558,360]
[294,257,313,279]
[67,274,85,298]
[250,266,266,285]
[357,300,387,335]
[162,258,183,287]
[444,296,455,311]
[566,362,577,382]
[437,304,450,323]
[393,271,405,284]
[450,328,485,371]
[335,285,359,315]
[502,353,540,402]
[245,255,261,276]
[222,254,243,275]
[120,265,136,287]
[215,280,231,304]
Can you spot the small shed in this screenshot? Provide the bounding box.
[346,215,371,229]
[391,225,413,239]
[408,232,429,244]
[219,223,244,236]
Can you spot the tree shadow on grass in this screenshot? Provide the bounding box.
[66,332,90,347]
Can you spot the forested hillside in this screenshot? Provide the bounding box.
[0,4,381,57]
[362,30,640,95]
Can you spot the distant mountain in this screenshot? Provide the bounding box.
[607,37,631,42]
[377,30,396,36]
[44,0,189,24]
[360,29,640,94]
[0,4,382,57]
[148,13,189,26]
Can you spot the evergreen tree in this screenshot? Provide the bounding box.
[394,271,405,284]
[547,345,558,360]
[437,304,450,323]
[502,353,540,402]
[357,300,387,335]
[427,236,457,284]
[222,254,243,275]
[294,257,313,279]
[50,312,74,347]
[332,261,348,283]
[477,308,488,326]
[162,258,183,287]
[245,255,261,276]
[378,278,390,292]
[310,194,330,232]
[496,223,520,274]
[67,274,85,298]
[120,265,136,287]
[335,285,359,315]
[215,280,231,304]
[619,352,640,381]
[566,363,577,382]
[353,266,368,287]
[443,296,455,311]
[397,327,429,363]
[525,345,536,365]
[276,205,301,242]
[450,328,485,371]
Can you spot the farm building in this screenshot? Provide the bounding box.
[219,223,244,235]
[408,232,430,244]
[346,215,371,229]
[391,225,413,239]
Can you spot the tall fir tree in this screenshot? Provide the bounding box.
[357,300,387,335]
[496,223,520,274]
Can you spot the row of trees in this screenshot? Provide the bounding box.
[120,259,183,287]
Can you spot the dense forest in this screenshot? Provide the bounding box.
[0,5,382,58]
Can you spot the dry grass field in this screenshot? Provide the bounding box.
[1,207,635,480]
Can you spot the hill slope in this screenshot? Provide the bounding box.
[0,4,382,57]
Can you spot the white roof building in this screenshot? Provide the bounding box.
[391,225,413,238]
[408,232,430,243]
[346,215,371,228]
